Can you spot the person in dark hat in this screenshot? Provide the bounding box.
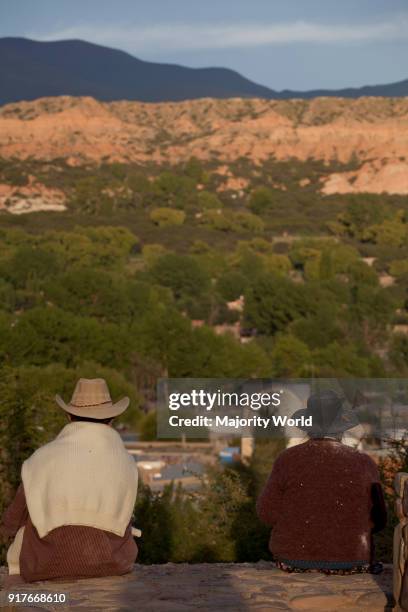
[257,389,387,574]
[0,379,140,585]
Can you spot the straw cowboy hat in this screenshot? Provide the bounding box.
[55,378,129,419]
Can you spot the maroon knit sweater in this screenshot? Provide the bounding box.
[256,439,387,568]
[0,484,137,582]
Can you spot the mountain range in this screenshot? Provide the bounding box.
[1,37,408,105]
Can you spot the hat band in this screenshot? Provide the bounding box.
[69,399,113,408]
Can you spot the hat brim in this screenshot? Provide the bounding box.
[55,394,129,419]
[292,405,358,435]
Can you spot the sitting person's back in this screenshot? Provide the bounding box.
[0,378,139,583]
[257,390,387,573]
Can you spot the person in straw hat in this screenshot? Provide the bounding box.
[257,389,387,575]
[0,378,139,584]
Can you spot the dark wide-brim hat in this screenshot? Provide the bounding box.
[56,378,129,419]
[292,389,358,436]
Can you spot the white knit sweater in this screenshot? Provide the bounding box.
[21,422,138,539]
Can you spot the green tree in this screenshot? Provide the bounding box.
[184,157,205,182]
[290,305,342,350]
[331,198,391,239]
[9,307,133,371]
[390,334,408,372]
[150,254,210,301]
[364,217,408,247]
[244,274,308,335]
[216,271,247,301]
[270,334,312,376]
[45,269,131,321]
[390,260,408,279]
[71,176,114,214]
[41,227,137,270]
[133,484,173,563]
[139,411,157,441]
[3,246,60,290]
[153,172,197,209]
[347,285,396,346]
[312,342,375,377]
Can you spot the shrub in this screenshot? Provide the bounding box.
[235,212,265,233]
[150,207,186,227]
[197,191,223,210]
[142,244,170,267]
[248,187,276,214]
[199,210,264,233]
[199,209,233,232]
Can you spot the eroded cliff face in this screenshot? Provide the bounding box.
[0,95,408,193]
[0,178,66,214]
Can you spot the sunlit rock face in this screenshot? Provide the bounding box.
[0,96,408,194]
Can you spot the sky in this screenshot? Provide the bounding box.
[1,0,407,91]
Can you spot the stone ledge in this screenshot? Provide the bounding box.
[0,563,393,611]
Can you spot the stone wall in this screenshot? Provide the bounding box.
[0,562,393,611]
[394,472,408,611]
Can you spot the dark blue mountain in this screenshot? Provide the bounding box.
[1,37,407,105]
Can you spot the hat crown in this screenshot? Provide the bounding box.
[71,378,112,407]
